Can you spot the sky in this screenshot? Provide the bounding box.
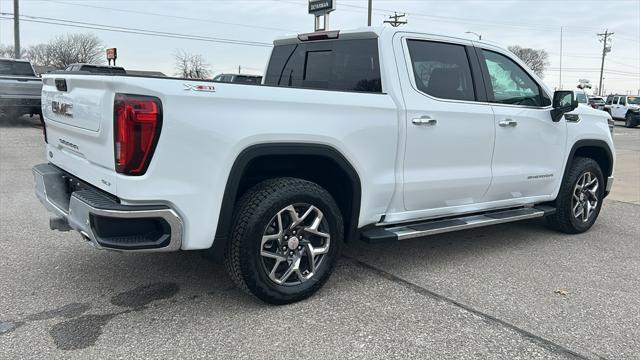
[1,0,639,95]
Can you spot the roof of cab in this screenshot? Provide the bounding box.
[273,26,505,49]
[0,57,31,63]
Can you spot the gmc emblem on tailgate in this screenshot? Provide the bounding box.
[52,101,73,117]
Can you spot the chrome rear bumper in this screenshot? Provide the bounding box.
[33,163,183,252]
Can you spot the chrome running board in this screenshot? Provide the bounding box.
[361,206,554,242]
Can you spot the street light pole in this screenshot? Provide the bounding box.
[559,26,563,90]
[367,0,372,26]
[465,31,482,40]
[13,0,21,59]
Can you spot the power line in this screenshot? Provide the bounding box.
[0,13,272,48]
[547,67,638,75]
[606,58,640,69]
[50,0,300,33]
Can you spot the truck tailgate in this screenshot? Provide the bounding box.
[41,75,118,194]
[0,76,42,98]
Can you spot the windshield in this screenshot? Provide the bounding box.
[0,60,36,76]
[628,96,640,105]
[575,92,588,104]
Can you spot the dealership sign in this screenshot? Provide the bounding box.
[106,48,117,60]
[308,0,334,15]
[308,0,335,31]
[106,48,118,66]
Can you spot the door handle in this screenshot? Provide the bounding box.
[498,119,518,127]
[412,116,437,126]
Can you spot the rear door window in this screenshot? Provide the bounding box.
[406,40,475,102]
[264,39,382,93]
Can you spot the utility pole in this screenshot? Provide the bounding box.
[384,12,407,27]
[597,29,613,96]
[367,0,372,26]
[238,65,241,74]
[559,26,563,90]
[13,0,20,59]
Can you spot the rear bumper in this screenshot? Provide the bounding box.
[33,163,183,252]
[0,97,41,114]
[0,96,41,106]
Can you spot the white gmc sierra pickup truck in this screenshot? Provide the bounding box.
[33,27,615,304]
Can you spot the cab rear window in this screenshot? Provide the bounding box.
[264,39,382,93]
[0,60,36,76]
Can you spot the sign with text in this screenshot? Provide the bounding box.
[106,48,117,60]
[308,0,334,15]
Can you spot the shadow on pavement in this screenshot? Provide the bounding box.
[0,115,43,128]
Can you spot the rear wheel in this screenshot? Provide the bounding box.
[547,157,604,234]
[224,177,343,304]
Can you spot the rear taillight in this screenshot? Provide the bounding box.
[113,94,162,175]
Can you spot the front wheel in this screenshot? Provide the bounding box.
[625,113,637,128]
[224,177,343,304]
[547,157,604,234]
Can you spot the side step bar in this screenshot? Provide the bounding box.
[361,206,555,242]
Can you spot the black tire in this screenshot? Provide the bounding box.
[224,177,343,305]
[625,112,637,128]
[547,157,604,234]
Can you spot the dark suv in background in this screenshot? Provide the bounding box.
[588,96,606,111]
[213,73,262,84]
[64,64,127,75]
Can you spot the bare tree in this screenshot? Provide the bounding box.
[25,44,55,66]
[48,33,105,68]
[507,46,549,78]
[174,50,212,79]
[0,45,26,59]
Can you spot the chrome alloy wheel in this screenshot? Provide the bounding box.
[572,172,599,223]
[259,204,330,286]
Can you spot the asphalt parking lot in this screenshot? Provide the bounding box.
[1,116,638,359]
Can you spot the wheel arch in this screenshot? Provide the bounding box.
[562,139,613,193]
[210,143,362,259]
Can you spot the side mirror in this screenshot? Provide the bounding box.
[551,90,579,122]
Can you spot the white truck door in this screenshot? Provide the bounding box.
[611,96,620,118]
[616,96,627,118]
[476,48,567,201]
[397,36,495,211]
